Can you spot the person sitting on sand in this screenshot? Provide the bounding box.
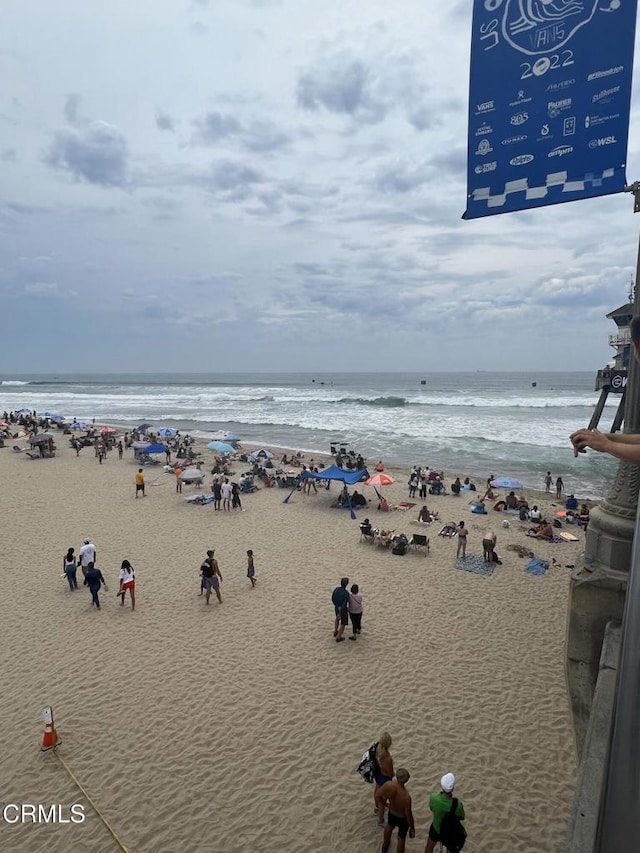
[378,496,390,512]
[376,460,385,472]
[418,505,436,524]
[529,505,541,522]
[565,494,578,510]
[517,496,529,511]
[482,486,497,501]
[351,490,367,507]
[451,477,461,495]
[439,522,457,537]
[360,518,373,538]
[505,491,518,510]
[529,520,553,540]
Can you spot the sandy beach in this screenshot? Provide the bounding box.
[0,434,581,853]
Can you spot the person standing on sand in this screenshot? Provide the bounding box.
[63,547,78,591]
[348,583,363,639]
[247,549,256,587]
[375,769,415,853]
[135,468,145,497]
[556,476,564,499]
[212,478,222,511]
[373,732,395,824]
[482,529,496,563]
[118,440,123,460]
[78,538,96,578]
[456,521,468,560]
[84,561,106,609]
[544,471,552,493]
[201,549,223,604]
[424,773,465,853]
[118,559,135,610]
[331,577,350,642]
[221,477,232,511]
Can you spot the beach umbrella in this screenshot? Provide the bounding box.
[490,477,524,490]
[100,426,117,435]
[364,473,396,487]
[251,448,273,459]
[41,412,64,421]
[136,423,152,432]
[131,441,151,450]
[179,467,205,481]
[207,441,235,454]
[157,427,177,438]
[17,408,32,414]
[222,433,240,442]
[144,443,169,454]
[70,421,89,430]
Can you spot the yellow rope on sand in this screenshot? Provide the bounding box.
[52,747,129,852]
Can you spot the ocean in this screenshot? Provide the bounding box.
[0,372,620,498]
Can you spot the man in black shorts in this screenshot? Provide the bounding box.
[374,769,415,853]
[331,577,350,643]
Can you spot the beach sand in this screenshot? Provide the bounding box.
[0,437,581,852]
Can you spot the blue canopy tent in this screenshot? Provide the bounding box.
[283,465,369,520]
[144,443,169,454]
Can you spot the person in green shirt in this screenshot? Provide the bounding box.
[425,773,465,853]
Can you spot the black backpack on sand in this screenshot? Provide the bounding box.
[439,797,467,853]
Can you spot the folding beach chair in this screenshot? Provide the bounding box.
[409,533,430,556]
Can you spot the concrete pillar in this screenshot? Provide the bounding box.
[565,232,640,757]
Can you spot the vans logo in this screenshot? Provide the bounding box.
[509,154,534,166]
[475,101,495,114]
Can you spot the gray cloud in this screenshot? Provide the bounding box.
[156,111,176,133]
[192,112,289,153]
[45,120,129,187]
[1,147,17,162]
[64,94,81,125]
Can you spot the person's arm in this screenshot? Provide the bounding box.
[571,428,640,463]
[457,800,465,820]
[406,796,415,838]
[374,782,391,810]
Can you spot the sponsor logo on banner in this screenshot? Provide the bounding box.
[475,123,493,136]
[563,117,577,136]
[587,66,624,81]
[510,154,534,166]
[548,145,573,158]
[588,136,617,149]
[474,161,497,175]
[509,89,532,106]
[585,113,620,129]
[475,139,493,156]
[546,79,575,92]
[510,112,529,126]
[475,100,495,115]
[502,0,600,55]
[501,135,527,146]
[548,98,571,118]
[593,86,621,103]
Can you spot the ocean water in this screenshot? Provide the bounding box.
[0,372,621,498]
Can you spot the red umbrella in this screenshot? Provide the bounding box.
[364,473,395,487]
[100,426,118,434]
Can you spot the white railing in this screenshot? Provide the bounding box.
[609,331,631,347]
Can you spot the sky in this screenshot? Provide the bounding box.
[1,0,640,373]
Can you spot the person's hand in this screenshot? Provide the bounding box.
[571,427,610,455]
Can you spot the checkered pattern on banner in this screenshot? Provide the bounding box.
[470,168,616,210]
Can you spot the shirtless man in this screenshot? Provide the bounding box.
[374,769,415,853]
[373,733,394,824]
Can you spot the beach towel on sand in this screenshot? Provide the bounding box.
[455,555,494,577]
[525,558,550,576]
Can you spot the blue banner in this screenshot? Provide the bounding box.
[464,0,638,219]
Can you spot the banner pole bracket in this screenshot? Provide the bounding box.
[624,181,640,213]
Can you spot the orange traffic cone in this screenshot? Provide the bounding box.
[41,706,59,751]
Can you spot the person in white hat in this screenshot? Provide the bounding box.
[78,538,96,579]
[424,772,465,853]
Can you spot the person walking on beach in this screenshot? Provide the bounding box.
[424,773,466,853]
[348,583,363,640]
[118,559,135,610]
[78,538,96,578]
[456,521,468,560]
[63,547,78,591]
[201,549,223,604]
[247,549,256,587]
[332,577,350,642]
[84,561,106,609]
[373,732,395,824]
[135,468,145,497]
[482,529,497,563]
[544,471,552,493]
[375,769,415,853]
[556,476,564,499]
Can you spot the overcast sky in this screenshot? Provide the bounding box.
[1,0,639,373]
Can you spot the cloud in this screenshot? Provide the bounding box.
[193,112,242,144]
[156,111,176,133]
[64,94,81,125]
[296,41,431,128]
[192,112,289,152]
[1,147,17,162]
[24,281,59,295]
[45,120,129,187]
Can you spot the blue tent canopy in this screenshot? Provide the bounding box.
[143,443,168,454]
[300,466,369,485]
[285,466,369,518]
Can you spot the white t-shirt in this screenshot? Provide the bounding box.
[221,483,232,500]
[119,567,135,584]
[79,542,96,567]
